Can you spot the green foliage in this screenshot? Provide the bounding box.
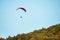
[0,24,60,40]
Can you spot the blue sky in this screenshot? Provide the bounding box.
[0,0,60,38]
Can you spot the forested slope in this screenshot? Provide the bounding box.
[0,24,60,40]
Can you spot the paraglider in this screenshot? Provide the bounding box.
[17,7,26,12]
[17,7,26,18]
[20,16,22,18]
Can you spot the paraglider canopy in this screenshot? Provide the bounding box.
[17,7,26,12]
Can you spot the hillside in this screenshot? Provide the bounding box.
[0,24,60,40]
